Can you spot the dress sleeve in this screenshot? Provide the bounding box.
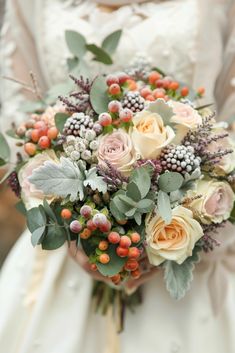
[214,0,235,121]
[0,0,46,130]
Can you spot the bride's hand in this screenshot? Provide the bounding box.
[68,241,159,289]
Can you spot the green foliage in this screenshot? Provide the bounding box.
[29,157,107,202]
[157,190,172,224]
[54,112,70,133]
[163,245,202,300]
[101,30,122,55]
[229,202,235,224]
[42,224,67,250]
[90,76,109,114]
[0,133,10,166]
[65,30,87,57]
[158,172,184,193]
[96,245,127,276]
[15,200,27,216]
[110,167,154,225]
[86,44,113,65]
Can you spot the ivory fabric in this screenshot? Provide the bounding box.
[1,1,235,352]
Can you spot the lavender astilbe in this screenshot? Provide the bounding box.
[182,112,233,170]
[59,75,94,114]
[97,160,129,191]
[7,171,21,197]
[199,222,226,252]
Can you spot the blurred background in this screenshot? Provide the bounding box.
[0,0,25,266]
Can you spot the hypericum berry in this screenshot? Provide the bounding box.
[148,71,161,85]
[90,264,97,271]
[140,87,152,98]
[16,126,26,137]
[116,219,128,225]
[117,72,129,85]
[156,79,165,88]
[92,213,108,227]
[108,83,121,95]
[145,94,155,101]
[131,269,141,279]
[110,274,121,284]
[124,259,139,271]
[25,119,35,129]
[80,205,92,219]
[106,75,119,86]
[31,129,40,142]
[99,220,111,233]
[47,127,59,140]
[86,219,97,231]
[69,220,82,233]
[119,235,131,249]
[38,136,51,149]
[128,247,141,259]
[24,142,36,156]
[80,228,92,239]
[99,253,110,264]
[98,113,112,127]
[180,86,189,97]
[126,79,137,91]
[108,100,121,113]
[98,240,109,251]
[61,208,72,220]
[34,121,46,129]
[116,246,129,258]
[108,231,121,244]
[169,81,179,91]
[197,86,205,96]
[130,232,141,244]
[153,89,166,99]
[119,108,133,123]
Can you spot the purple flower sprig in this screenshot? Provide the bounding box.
[7,171,21,198]
[200,222,226,252]
[96,160,129,191]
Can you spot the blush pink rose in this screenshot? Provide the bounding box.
[97,130,137,176]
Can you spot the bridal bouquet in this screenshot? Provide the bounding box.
[1,53,235,326]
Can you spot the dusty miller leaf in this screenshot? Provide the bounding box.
[147,99,174,127]
[84,167,107,194]
[29,157,85,201]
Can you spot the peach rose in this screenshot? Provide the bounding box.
[186,179,235,224]
[97,129,137,176]
[131,110,175,159]
[146,206,203,265]
[18,150,59,209]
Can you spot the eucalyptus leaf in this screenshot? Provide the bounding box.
[101,29,122,55]
[65,30,86,57]
[137,199,154,212]
[43,199,57,223]
[31,226,46,247]
[134,212,142,225]
[112,195,132,214]
[86,44,113,65]
[26,207,46,232]
[0,133,10,165]
[6,129,22,140]
[67,57,79,71]
[126,181,142,202]
[163,246,201,300]
[157,190,172,224]
[110,199,126,221]
[97,245,127,276]
[54,113,70,133]
[158,172,184,193]
[15,200,27,216]
[90,76,109,114]
[118,194,137,208]
[125,208,137,217]
[130,167,151,199]
[84,167,107,194]
[29,157,86,201]
[42,224,67,250]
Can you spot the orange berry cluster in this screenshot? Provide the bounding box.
[16,114,59,156]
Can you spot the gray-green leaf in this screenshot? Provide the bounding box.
[126,182,142,202]
[130,167,151,199]
[158,172,184,193]
[0,133,10,165]
[42,224,67,250]
[84,167,107,194]
[54,113,70,133]
[29,157,85,201]
[157,190,172,224]
[65,30,86,57]
[90,76,109,114]
[101,29,122,55]
[163,246,201,300]
[26,207,47,232]
[86,44,113,65]
[31,226,46,247]
[147,99,174,127]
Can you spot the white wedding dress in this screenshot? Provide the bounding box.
[1,1,235,353]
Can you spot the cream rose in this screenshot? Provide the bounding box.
[146,206,203,266]
[131,110,175,159]
[97,129,136,176]
[19,150,59,209]
[186,179,235,224]
[207,131,235,176]
[170,101,202,142]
